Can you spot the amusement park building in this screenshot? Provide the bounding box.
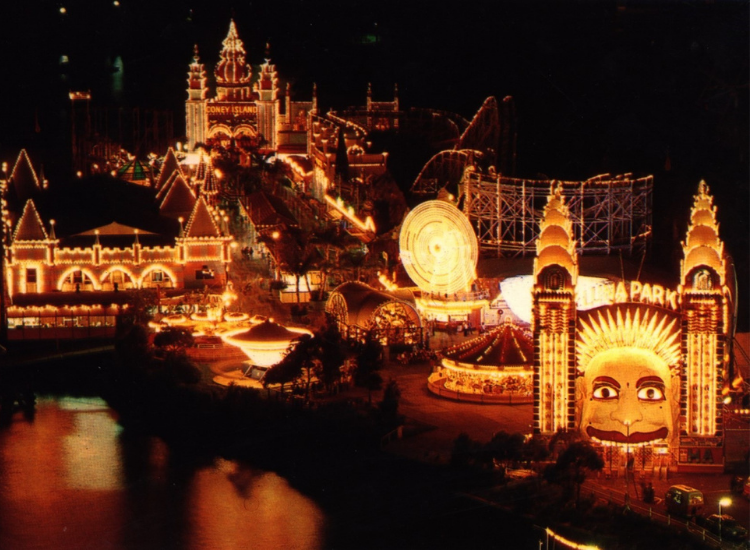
[530,182,736,473]
[1,150,233,340]
[185,21,315,156]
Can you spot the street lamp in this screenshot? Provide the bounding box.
[718,497,732,541]
[271,231,280,280]
[624,420,631,508]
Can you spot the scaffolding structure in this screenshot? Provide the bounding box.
[459,171,653,257]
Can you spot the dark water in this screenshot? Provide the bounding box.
[0,396,324,550]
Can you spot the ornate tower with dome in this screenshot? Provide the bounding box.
[679,181,733,457]
[185,20,316,158]
[532,185,579,436]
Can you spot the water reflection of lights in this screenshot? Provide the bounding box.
[64,408,123,491]
[188,460,324,550]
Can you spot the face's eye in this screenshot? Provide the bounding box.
[637,385,665,401]
[592,385,619,400]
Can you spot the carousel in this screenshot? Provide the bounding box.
[428,319,534,404]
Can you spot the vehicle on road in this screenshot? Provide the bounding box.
[664,485,704,518]
[699,514,749,542]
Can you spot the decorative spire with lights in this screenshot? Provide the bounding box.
[533,182,578,286]
[532,182,578,436]
[187,45,207,101]
[680,180,726,287]
[214,19,252,101]
[679,180,732,438]
[186,45,208,152]
[256,43,279,102]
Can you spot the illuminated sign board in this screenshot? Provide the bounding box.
[501,276,680,324]
[207,104,257,117]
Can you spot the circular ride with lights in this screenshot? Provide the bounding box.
[428,319,534,404]
[399,199,489,328]
[220,320,313,386]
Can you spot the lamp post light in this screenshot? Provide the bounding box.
[271,230,280,280]
[718,497,732,541]
[624,420,631,508]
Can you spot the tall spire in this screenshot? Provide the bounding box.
[187,44,207,101]
[214,19,252,101]
[680,180,726,287]
[186,46,208,151]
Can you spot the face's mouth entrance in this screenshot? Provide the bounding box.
[586,426,668,444]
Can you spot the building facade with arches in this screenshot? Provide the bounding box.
[185,20,316,156]
[2,150,233,340]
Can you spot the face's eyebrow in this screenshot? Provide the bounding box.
[636,376,665,387]
[592,376,621,389]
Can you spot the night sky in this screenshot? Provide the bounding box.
[1,0,747,325]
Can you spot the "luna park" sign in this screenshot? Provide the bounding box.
[576,279,679,311]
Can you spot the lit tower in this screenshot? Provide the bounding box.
[185,45,207,152]
[679,181,732,441]
[255,43,280,152]
[532,185,578,435]
[214,20,252,102]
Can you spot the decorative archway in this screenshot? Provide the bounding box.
[57,267,100,292]
[138,265,177,289]
[100,267,137,291]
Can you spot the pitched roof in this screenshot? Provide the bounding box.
[184,197,221,237]
[12,200,48,242]
[117,159,152,184]
[156,170,180,202]
[9,149,41,204]
[159,174,197,220]
[246,191,297,228]
[155,148,182,191]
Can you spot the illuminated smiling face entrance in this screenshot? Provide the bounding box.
[575,305,682,447]
[579,347,680,445]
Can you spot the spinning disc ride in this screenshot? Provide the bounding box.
[399,200,478,295]
[398,200,488,326]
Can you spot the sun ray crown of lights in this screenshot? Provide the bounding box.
[576,306,681,373]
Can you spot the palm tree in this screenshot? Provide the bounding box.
[312,225,352,300]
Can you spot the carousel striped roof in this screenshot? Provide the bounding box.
[443,322,533,368]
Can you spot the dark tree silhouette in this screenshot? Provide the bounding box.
[354,332,383,404]
[153,327,194,355]
[378,378,403,430]
[316,320,347,393]
[551,440,605,506]
[451,432,479,468]
[263,339,305,395]
[485,431,525,469]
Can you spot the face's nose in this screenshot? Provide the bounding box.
[609,387,643,429]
